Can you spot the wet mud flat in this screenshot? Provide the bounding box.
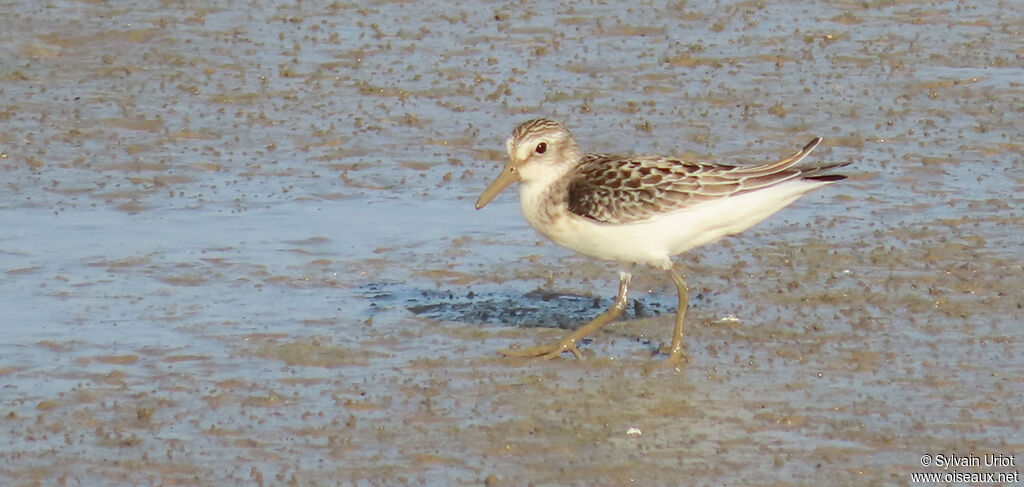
[2,0,1023,486]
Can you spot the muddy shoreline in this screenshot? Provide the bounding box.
[2,1,1022,485]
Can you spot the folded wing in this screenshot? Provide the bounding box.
[566,137,848,224]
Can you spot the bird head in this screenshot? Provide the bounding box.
[475,118,580,210]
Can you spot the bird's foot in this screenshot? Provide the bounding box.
[661,350,689,369]
[654,343,689,370]
[499,337,582,360]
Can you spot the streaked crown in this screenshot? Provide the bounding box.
[506,118,581,176]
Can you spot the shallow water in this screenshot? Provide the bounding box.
[2,0,1022,485]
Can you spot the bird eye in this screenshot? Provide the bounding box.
[535,142,547,154]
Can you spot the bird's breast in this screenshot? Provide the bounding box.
[518,180,568,237]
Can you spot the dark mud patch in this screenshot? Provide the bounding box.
[407,287,671,329]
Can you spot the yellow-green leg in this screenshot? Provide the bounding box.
[663,263,690,367]
[501,272,631,360]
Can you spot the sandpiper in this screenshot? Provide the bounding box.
[475,118,849,366]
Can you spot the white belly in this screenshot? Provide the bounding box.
[519,178,831,269]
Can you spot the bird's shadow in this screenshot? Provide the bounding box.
[356,280,675,329]
[359,281,670,330]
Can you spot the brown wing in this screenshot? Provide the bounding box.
[566,137,842,224]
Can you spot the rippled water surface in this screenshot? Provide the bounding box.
[2,1,1022,485]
